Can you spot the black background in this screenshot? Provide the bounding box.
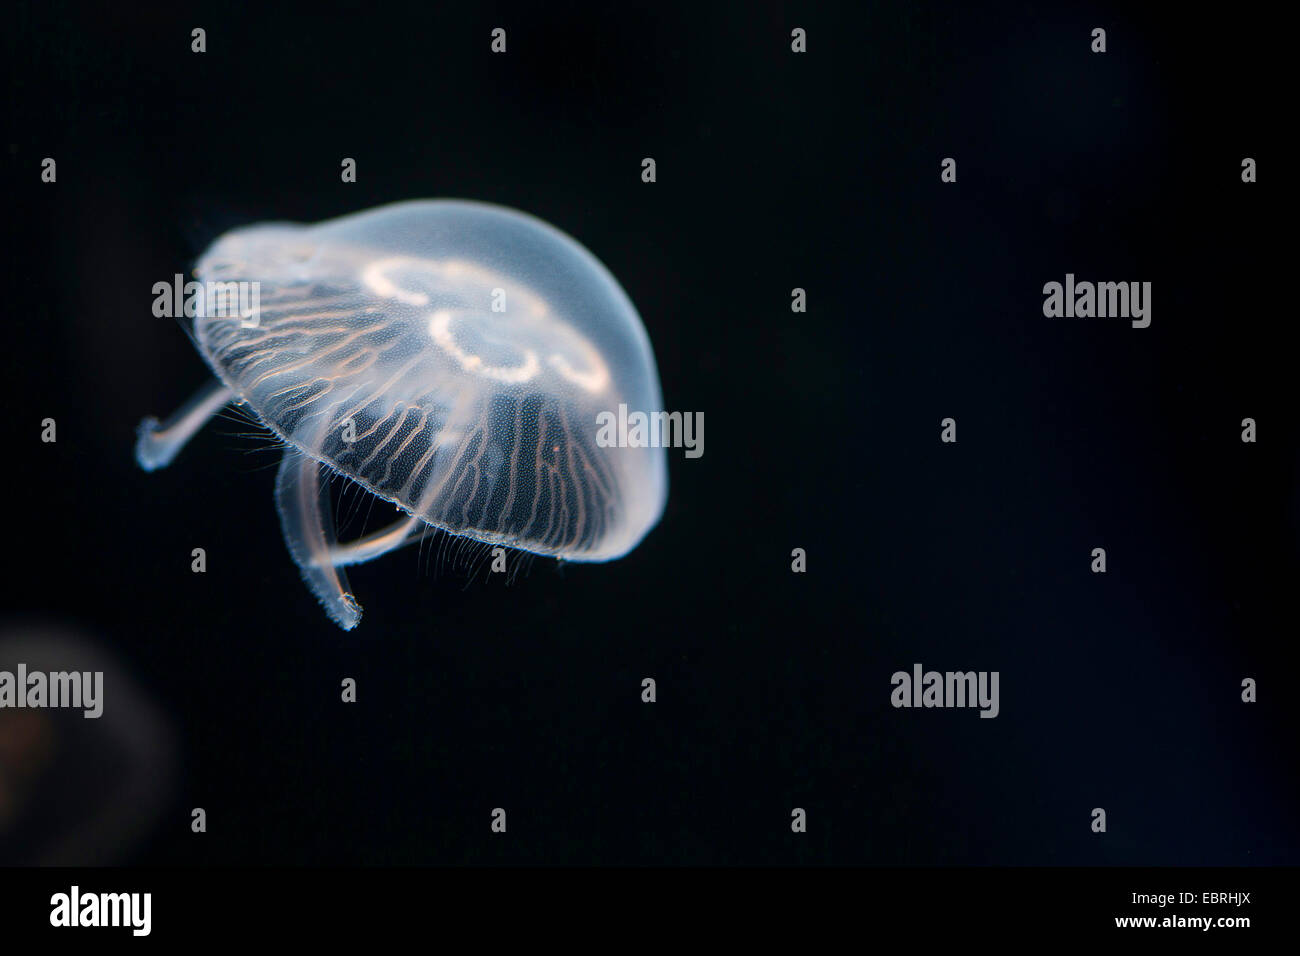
[3,1,1295,865]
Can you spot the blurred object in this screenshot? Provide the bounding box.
[0,623,174,865]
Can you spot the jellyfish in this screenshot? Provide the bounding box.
[136,200,668,630]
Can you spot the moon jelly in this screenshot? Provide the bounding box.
[136,200,668,630]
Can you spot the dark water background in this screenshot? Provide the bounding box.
[3,1,1293,864]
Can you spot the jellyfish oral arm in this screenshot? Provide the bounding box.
[134,379,234,471]
[309,513,430,568]
[274,449,363,631]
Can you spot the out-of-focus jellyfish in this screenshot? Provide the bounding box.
[136,201,667,630]
[0,624,174,865]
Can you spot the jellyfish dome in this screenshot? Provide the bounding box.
[136,200,668,630]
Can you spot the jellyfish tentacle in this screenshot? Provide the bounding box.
[311,513,432,568]
[275,447,362,630]
[134,379,234,471]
